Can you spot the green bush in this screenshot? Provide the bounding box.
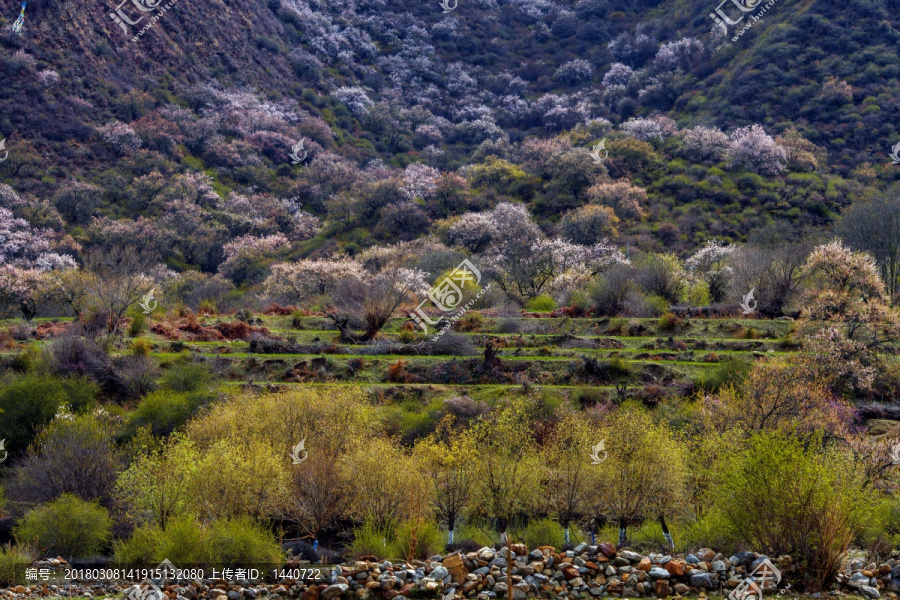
[454,521,498,548]
[157,516,208,564]
[526,295,557,312]
[657,312,679,332]
[698,358,751,390]
[348,519,392,559]
[522,518,566,550]
[0,373,98,452]
[112,523,165,564]
[0,545,33,586]
[14,494,112,558]
[129,312,147,337]
[707,432,871,589]
[388,519,444,561]
[161,362,213,392]
[115,517,283,565]
[126,390,211,437]
[206,517,283,564]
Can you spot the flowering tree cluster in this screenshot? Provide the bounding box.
[0,207,75,271]
[727,125,788,175]
[799,241,900,392]
[686,241,735,303]
[586,181,647,220]
[97,122,143,156]
[553,60,594,86]
[680,126,730,163]
[218,234,290,285]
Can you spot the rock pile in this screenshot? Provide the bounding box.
[7,547,899,599]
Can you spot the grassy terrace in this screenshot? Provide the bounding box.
[0,314,811,400]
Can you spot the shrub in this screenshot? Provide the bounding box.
[112,523,164,564]
[526,295,557,312]
[348,519,391,559]
[0,545,33,586]
[119,355,159,397]
[455,522,497,548]
[129,312,147,336]
[523,517,567,550]
[126,390,211,437]
[131,338,152,357]
[455,312,484,332]
[707,432,871,589]
[161,362,213,392]
[0,373,98,452]
[697,358,751,390]
[388,519,444,561]
[657,312,680,332]
[156,516,209,564]
[14,494,112,558]
[205,517,283,564]
[397,326,418,344]
[421,331,475,355]
[8,414,122,508]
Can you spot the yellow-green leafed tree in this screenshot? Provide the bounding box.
[182,388,378,538]
[116,436,199,529]
[286,441,349,540]
[470,404,541,536]
[342,436,428,532]
[189,438,289,522]
[186,389,379,455]
[413,417,479,544]
[541,410,601,545]
[587,404,687,547]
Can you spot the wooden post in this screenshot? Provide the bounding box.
[506,532,513,600]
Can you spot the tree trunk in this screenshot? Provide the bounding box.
[659,514,674,550]
[327,314,363,344]
[617,520,627,548]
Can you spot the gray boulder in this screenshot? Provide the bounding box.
[860,585,881,599]
[689,572,716,589]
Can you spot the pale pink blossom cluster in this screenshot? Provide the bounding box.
[97,121,143,155]
[0,208,75,271]
[402,163,441,200]
[686,240,734,302]
[652,37,706,70]
[680,126,730,163]
[265,257,366,300]
[620,116,677,141]
[727,124,788,175]
[222,234,290,261]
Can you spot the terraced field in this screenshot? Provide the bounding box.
[5,313,805,408]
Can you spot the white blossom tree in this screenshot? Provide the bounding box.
[727,125,787,175]
[686,241,735,303]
